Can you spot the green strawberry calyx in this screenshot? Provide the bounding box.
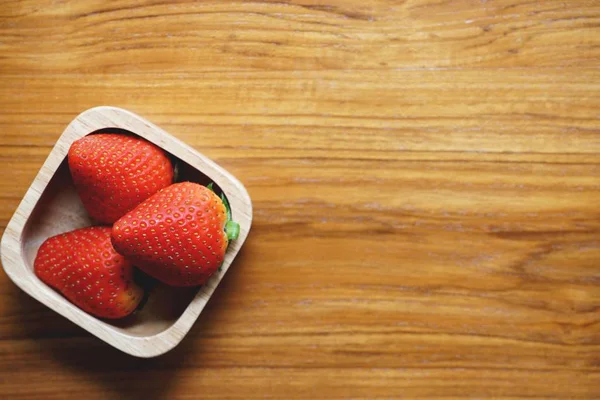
[225,220,240,241]
[207,182,240,273]
[207,182,240,241]
[220,192,240,241]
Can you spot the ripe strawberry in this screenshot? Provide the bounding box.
[34,226,143,319]
[68,133,174,224]
[111,182,240,287]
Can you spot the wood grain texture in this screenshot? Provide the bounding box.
[0,0,599,398]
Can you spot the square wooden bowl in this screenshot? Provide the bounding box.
[0,106,252,357]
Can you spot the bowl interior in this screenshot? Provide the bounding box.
[22,130,221,337]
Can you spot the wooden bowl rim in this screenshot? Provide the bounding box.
[0,106,253,357]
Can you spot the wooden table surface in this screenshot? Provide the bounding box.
[1,1,599,398]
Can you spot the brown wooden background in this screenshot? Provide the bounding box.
[1,1,599,398]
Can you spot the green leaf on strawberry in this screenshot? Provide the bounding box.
[206,181,240,241]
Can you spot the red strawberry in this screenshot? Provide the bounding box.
[111,182,240,287]
[34,226,143,319]
[68,133,173,224]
